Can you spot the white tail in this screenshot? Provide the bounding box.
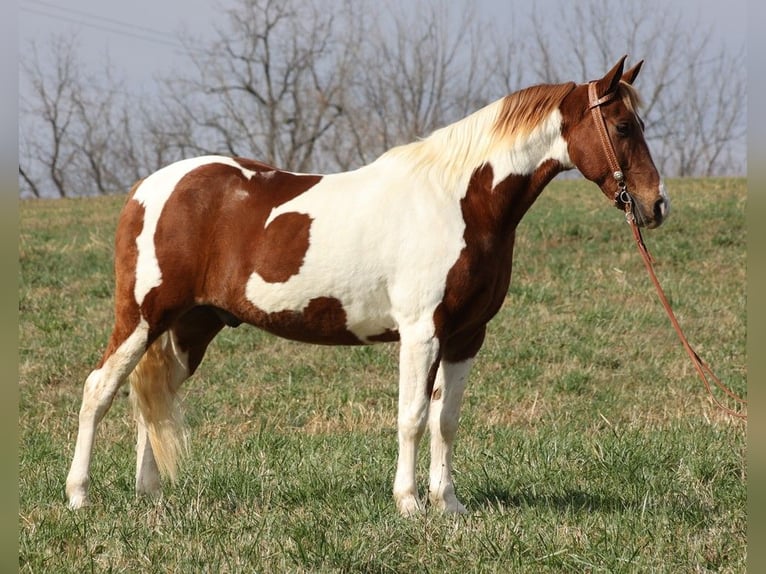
[128,333,188,481]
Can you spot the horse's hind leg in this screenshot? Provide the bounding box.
[131,332,186,497]
[131,306,224,498]
[134,408,161,496]
[65,321,150,509]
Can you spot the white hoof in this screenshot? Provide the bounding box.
[429,491,468,514]
[396,494,424,517]
[67,492,89,510]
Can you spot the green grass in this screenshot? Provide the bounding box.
[19,178,746,572]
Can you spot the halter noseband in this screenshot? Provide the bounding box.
[587,81,632,215]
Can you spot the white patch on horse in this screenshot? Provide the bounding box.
[246,164,467,341]
[132,156,256,306]
[66,318,150,508]
[489,109,571,186]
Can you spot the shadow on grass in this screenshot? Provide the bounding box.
[470,485,713,523]
[470,486,639,514]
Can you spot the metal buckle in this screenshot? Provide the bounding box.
[618,188,631,205]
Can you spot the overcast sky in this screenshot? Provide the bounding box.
[20,0,746,95]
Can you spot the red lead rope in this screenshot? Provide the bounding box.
[625,207,747,420]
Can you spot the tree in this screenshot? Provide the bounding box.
[19,36,152,198]
[525,0,746,176]
[19,36,80,198]
[156,0,503,172]
[156,0,357,173]
[325,2,501,170]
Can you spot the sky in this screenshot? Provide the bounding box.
[19,0,746,95]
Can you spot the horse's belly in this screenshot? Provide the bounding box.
[242,273,399,345]
[254,313,399,346]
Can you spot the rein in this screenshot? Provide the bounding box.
[587,82,747,420]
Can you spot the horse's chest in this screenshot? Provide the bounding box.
[441,232,516,326]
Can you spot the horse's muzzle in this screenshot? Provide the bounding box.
[634,186,670,229]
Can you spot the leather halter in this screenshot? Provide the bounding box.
[588,81,630,209]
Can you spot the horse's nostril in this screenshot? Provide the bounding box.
[654,197,668,221]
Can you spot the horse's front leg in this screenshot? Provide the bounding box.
[427,358,473,514]
[393,326,441,516]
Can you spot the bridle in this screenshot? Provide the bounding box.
[587,81,747,420]
[588,81,632,210]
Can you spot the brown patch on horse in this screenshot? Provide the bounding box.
[170,306,227,374]
[367,329,401,343]
[142,162,322,331]
[98,181,146,366]
[247,296,364,345]
[436,159,564,363]
[251,212,311,283]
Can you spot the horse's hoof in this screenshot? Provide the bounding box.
[396,494,424,517]
[67,493,89,510]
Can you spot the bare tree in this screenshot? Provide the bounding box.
[157,0,504,172]
[654,47,746,176]
[68,73,138,194]
[526,0,746,176]
[19,37,80,197]
[328,1,497,169]
[157,0,357,173]
[19,35,152,197]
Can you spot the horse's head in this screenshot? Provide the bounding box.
[561,56,669,228]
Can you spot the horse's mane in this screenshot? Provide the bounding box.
[492,82,577,143]
[376,82,577,188]
[617,81,643,115]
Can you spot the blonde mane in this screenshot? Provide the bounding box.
[377,82,576,188]
[493,82,577,142]
[618,80,643,114]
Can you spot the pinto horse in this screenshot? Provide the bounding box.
[66,56,669,515]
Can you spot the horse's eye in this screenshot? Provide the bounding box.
[616,122,632,137]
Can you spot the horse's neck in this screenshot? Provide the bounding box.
[430,108,569,191]
[460,158,565,242]
[441,112,570,230]
[363,106,570,233]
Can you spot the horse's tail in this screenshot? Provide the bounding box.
[128,333,188,481]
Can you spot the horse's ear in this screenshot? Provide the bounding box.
[622,60,644,85]
[594,55,627,98]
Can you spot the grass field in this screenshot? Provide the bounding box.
[19,178,746,572]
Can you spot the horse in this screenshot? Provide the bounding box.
[66,56,669,515]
